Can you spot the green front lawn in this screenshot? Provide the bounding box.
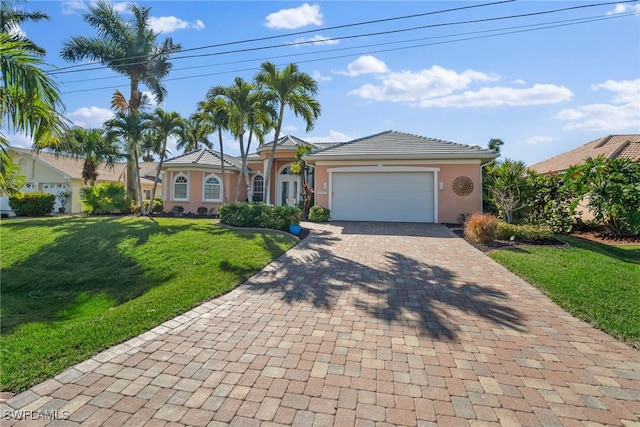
[0,216,297,393]
[489,236,640,347]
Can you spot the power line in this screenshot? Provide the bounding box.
[60,12,635,95]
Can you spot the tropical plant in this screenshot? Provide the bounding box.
[143,108,183,214]
[104,112,150,212]
[290,143,313,218]
[525,170,577,233]
[255,62,321,204]
[57,127,121,186]
[80,182,129,214]
[176,115,214,153]
[308,205,330,222]
[1,5,67,194]
[463,212,498,243]
[8,191,54,216]
[60,0,181,202]
[483,159,529,224]
[487,138,504,156]
[197,97,230,202]
[565,156,640,235]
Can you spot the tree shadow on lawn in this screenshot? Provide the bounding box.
[559,236,640,265]
[241,228,525,342]
[0,217,194,334]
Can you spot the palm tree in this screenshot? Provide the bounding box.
[60,0,181,203]
[255,62,321,204]
[144,108,183,214]
[197,97,230,202]
[290,143,313,218]
[488,138,504,155]
[58,127,121,186]
[176,114,213,153]
[208,77,274,202]
[0,0,49,54]
[104,112,150,210]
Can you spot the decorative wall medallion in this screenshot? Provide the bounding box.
[452,176,474,196]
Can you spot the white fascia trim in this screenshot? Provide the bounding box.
[314,159,480,167]
[327,165,440,223]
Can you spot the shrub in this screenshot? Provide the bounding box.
[526,171,576,233]
[130,202,141,215]
[220,202,300,231]
[197,206,208,216]
[497,222,553,242]
[81,183,129,214]
[463,213,498,243]
[309,205,330,222]
[144,197,163,214]
[171,205,184,217]
[8,192,55,217]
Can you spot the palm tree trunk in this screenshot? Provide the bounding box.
[218,127,226,203]
[147,138,166,215]
[134,148,143,215]
[264,105,285,205]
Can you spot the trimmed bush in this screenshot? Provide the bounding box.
[145,197,163,214]
[497,222,553,242]
[219,202,301,232]
[463,213,498,243]
[8,192,55,217]
[309,205,330,222]
[81,183,129,215]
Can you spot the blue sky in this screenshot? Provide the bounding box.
[8,0,640,166]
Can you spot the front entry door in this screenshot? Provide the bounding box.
[277,166,300,206]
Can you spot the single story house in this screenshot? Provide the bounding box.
[528,134,640,174]
[161,131,498,223]
[0,147,161,216]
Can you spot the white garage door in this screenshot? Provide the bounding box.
[332,172,435,222]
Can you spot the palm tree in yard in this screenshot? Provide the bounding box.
[488,138,504,155]
[255,62,321,204]
[144,108,183,214]
[104,112,150,210]
[176,114,213,153]
[58,127,121,186]
[197,97,229,202]
[60,0,181,203]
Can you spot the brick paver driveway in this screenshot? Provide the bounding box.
[4,222,639,426]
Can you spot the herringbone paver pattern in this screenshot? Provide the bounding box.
[3,222,639,426]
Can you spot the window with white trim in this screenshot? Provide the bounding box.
[203,175,221,201]
[253,175,264,202]
[173,174,188,200]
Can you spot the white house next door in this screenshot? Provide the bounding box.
[277,166,300,206]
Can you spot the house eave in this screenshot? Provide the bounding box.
[305,153,498,163]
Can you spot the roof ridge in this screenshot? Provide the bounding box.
[594,135,614,148]
[607,140,630,159]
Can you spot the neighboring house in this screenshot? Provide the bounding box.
[161,131,498,223]
[528,134,640,174]
[0,147,161,216]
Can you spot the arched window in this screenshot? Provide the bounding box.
[253,175,264,202]
[173,174,188,200]
[280,166,291,175]
[203,175,221,201]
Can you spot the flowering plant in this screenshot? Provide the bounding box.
[289,214,300,225]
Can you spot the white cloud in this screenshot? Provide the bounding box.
[606,3,640,15]
[512,79,526,85]
[525,136,555,145]
[558,78,640,131]
[5,132,33,149]
[283,125,298,132]
[66,106,114,128]
[591,78,640,103]
[265,3,322,29]
[61,1,128,15]
[416,84,572,108]
[312,71,331,82]
[148,16,205,33]
[293,35,339,46]
[305,130,354,143]
[349,65,500,102]
[336,55,389,77]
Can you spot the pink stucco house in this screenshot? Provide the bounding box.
[161,131,498,223]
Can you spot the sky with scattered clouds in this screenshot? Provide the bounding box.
[7,0,640,165]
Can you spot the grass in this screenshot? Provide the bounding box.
[0,216,297,393]
[489,236,640,347]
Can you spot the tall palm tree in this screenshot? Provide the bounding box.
[488,138,504,155]
[0,0,49,54]
[144,108,183,214]
[58,127,121,186]
[104,112,150,210]
[60,0,181,202]
[176,114,213,153]
[255,62,321,204]
[197,97,230,202]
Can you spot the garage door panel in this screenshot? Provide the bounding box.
[332,172,434,222]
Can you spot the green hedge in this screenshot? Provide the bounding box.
[497,222,553,242]
[8,192,55,217]
[309,205,330,222]
[219,203,300,232]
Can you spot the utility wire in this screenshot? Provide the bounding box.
[60,12,634,95]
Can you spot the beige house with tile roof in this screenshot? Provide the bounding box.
[0,147,161,216]
[528,134,640,174]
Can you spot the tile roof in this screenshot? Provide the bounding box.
[256,135,323,152]
[528,134,640,173]
[304,130,498,162]
[163,147,243,169]
[11,147,127,182]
